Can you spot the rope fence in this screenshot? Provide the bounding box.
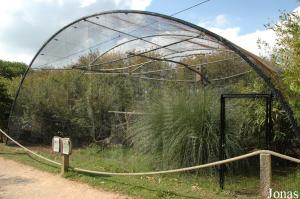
[1,128,300,198]
[72,150,300,176]
[0,129,61,166]
[1,128,299,176]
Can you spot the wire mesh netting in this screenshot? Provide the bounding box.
[5,11,300,198]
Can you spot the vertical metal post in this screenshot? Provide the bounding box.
[260,153,272,199]
[219,95,225,190]
[269,95,273,146]
[265,97,270,149]
[265,94,273,149]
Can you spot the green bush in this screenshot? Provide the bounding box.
[0,60,27,130]
[127,89,244,171]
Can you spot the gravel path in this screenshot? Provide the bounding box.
[0,157,128,199]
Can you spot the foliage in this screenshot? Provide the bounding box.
[0,60,27,130]
[264,11,300,121]
[11,70,131,143]
[0,59,27,79]
[237,98,296,153]
[10,51,173,144]
[234,77,297,155]
[254,10,300,155]
[128,89,244,170]
[0,78,12,129]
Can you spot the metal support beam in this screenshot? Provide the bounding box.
[219,95,226,190]
[269,95,273,146]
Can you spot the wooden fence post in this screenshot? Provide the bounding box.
[0,132,3,143]
[260,153,271,199]
[61,154,69,175]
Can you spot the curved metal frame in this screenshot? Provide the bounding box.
[73,33,198,69]
[9,10,300,140]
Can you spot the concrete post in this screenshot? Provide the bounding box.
[260,153,271,199]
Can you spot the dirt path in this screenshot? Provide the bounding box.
[0,157,129,199]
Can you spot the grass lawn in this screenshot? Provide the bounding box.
[0,143,299,199]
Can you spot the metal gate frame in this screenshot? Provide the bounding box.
[219,93,273,189]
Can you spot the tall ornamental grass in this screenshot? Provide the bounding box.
[127,90,243,171]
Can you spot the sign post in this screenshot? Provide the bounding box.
[61,153,69,175]
[52,136,72,176]
[60,138,72,175]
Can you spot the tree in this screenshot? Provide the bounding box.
[264,11,300,121]
[0,79,12,129]
[0,60,27,130]
[0,60,26,79]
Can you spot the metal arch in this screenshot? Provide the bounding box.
[86,34,224,67]
[9,10,300,140]
[74,56,238,73]
[77,48,232,72]
[82,35,201,68]
[84,19,182,54]
[74,33,198,68]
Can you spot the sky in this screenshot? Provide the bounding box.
[0,0,299,64]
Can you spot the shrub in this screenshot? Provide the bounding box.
[127,89,244,171]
